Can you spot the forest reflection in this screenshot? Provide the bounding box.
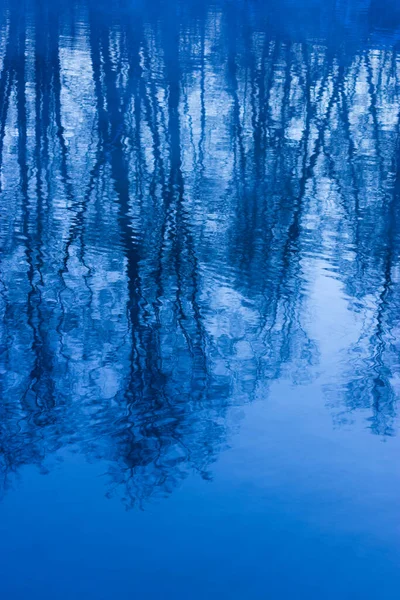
[0,0,400,506]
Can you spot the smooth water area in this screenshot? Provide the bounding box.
[1,0,400,597]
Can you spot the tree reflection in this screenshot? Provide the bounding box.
[0,0,400,505]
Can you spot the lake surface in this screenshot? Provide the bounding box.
[1,0,400,597]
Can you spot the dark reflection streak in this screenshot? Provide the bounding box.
[140,43,167,205]
[252,36,269,186]
[254,39,282,340]
[271,49,312,305]
[198,18,206,179]
[339,67,363,270]
[0,6,25,399]
[367,134,400,434]
[50,7,74,210]
[259,46,314,375]
[283,51,334,264]
[164,17,208,384]
[88,12,149,491]
[138,41,170,379]
[252,42,285,338]
[321,65,355,224]
[20,3,46,411]
[90,11,143,400]
[127,23,167,407]
[0,11,14,193]
[190,18,210,388]
[242,7,260,272]
[365,50,384,172]
[15,5,35,409]
[123,14,170,414]
[89,27,131,392]
[274,46,303,360]
[13,0,57,464]
[226,5,246,199]
[53,3,92,368]
[226,4,258,316]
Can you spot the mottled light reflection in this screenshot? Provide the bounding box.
[0,0,400,506]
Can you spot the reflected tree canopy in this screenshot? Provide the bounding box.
[0,0,400,506]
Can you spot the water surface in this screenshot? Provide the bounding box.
[1,0,400,597]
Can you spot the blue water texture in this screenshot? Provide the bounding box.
[0,0,400,597]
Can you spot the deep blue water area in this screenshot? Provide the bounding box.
[1,0,400,597]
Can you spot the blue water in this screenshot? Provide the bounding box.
[1,0,400,597]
